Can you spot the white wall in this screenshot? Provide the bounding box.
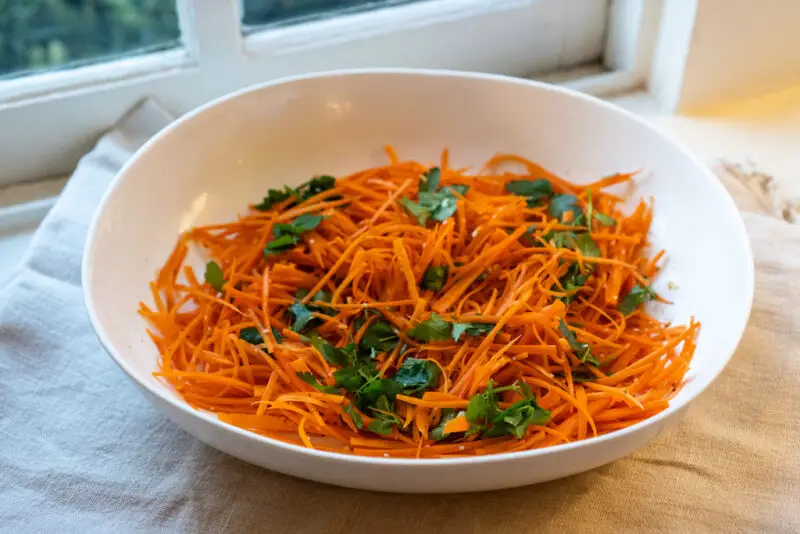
[677,0,800,112]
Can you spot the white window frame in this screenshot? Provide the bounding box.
[0,0,660,186]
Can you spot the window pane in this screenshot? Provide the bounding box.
[0,1,180,80]
[243,0,425,29]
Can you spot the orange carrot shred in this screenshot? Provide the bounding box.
[142,147,699,458]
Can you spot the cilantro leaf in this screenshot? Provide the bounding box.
[618,284,657,316]
[360,320,399,354]
[254,186,296,211]
[394,358,441,394]
[466,390,491,426]
[288,302,316,332]
[367,418,396,436]
[400,184,468,226]
[366,395,403,435]
[333,366,367,392]
[324,343,358,368]
[291,213,324,233]
[429,409,457,441]
[204,261,226,291]
[574,233,601,258]
[419,191,457,222]
[451,323,469,342]
[594,212,616,226]
[419,167,441,193]
[301,175,336,200]
[358,379,404,408]
[239,327,263,346]
[549,194,583,220]
[421,265,448,291]
[558,319,600,366]
[484,400,551,439]
[263,214,324,258]
[309,335,354,367]
[263,234,299,256]
[451,322,494,341]
[343,404,364,429]
[445,184,469,196]
[240,326,283,349]
[254,176,335,212]
[556,263,592,303]
[506,179,553,206]
[271,327,283,343]
[399,197,431,226]
[465,380,550,439]
[297,372,338,394]
[544,230,578,249]
[575,188,616,229]
[542,231,599,257]
[546,233,598,302]
[408,313,452,342]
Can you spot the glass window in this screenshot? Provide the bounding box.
[0,1,180,80]
[242,0,425,30]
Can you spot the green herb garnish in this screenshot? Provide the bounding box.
[303,332,441,436]
[556,263,592,304]
[451,322,494,342]
[407,313,452,342]
[360,319,400,354]
[315,338,357,368]
[400,169,469,225]
[239,326,283,349]
[429,409,457,441]
[549,194,583,221]
[366,395,404,436]
[558,319,600,366]
[421,265,448,291]
[572,189,616,229]
[618,284,657,316]
[483,398,552,438]
[264,213,325,257]
[254,186,296,211]
[419,167,441,193]
[343,404,364,429]
[302,175,336,200]
[263,234,299,256]
[239,326,263,346]
[594,212,616,226]
[465,380,550,438]
[505,179,553,206]
[271,327,283,343]
[545,232,600,302]
[304,336,407,431]
[574,232,601,258]
[289,302,316,332]
[399,197,432,226]
[394,357,441,394]
[297,372,338,394]
[204,261,226,291]
[254,176,337,212]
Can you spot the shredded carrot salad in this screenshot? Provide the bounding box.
[141,148,699,458]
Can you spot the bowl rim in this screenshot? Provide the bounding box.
[82,67,755,467]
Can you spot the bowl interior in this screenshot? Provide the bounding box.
[85,71,752,449]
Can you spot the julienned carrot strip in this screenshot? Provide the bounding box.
[396,395,470,409]
[142,147,699,458]
[443,415,471,434]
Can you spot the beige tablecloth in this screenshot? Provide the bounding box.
[0,100,797,533]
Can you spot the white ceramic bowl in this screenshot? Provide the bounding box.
[83,69,753,493]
